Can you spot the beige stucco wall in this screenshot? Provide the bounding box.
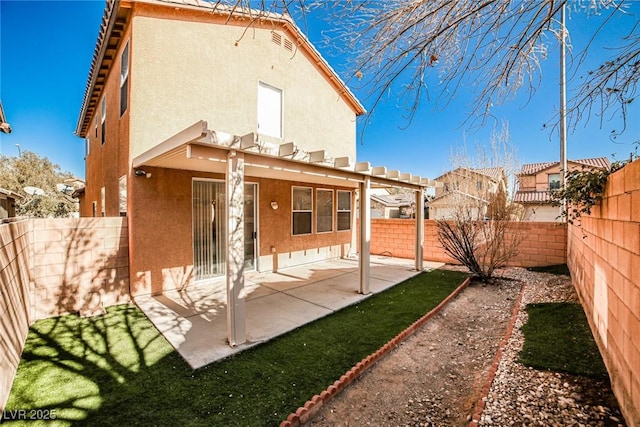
[129,7,357,161]
[524,204,562,222]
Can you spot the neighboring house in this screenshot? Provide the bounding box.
[75,0,430,346]
[0,101,11,134]
[428,167,507,220]
[0,188,21,220]
[514,157,611,221]
[370,189,415,219]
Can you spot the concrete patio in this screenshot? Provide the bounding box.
[135,256,444,369]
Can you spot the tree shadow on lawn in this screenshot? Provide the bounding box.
[5,269,467,426]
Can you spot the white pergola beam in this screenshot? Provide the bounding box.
[334,156,352,168]
[387,170,400,179]
[372,166,387,176]
[355,161,371,173]
[399,173,412,181]
[309,150,327,163]
[279,142,296,157]
[239,132,258,150]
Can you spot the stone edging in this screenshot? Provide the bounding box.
[468,282,526,426]
[280,276,473,427]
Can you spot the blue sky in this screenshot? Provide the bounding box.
[1,1,638,180]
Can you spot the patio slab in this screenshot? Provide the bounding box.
[135,256,444,369]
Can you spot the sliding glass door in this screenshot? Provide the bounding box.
[192,180,257,282]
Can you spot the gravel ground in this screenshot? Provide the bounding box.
[478,268,626,427]
[304,267,626,426]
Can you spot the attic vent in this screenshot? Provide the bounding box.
[283,38,293,51]
[271,32,282,45]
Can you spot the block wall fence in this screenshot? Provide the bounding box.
[0,217,129,413]
[568,158,640,427]
[366,219,567,267]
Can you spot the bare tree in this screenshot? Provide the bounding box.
[433,123,526,282]
[312,0,637,133]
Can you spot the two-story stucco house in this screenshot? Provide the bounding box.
[75,0,429,346]
[513,157,611,222]
[428,167,507,220]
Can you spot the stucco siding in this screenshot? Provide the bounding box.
[129,8,356,161]
[524,204,562,222]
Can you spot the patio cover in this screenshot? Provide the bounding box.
[132,120,436,347]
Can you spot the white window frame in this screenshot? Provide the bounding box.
[119,175,127,217]
[257,81,283,138]
[292,186,312,236]
[101,97,106,145]
[548,173,561,190]
[100,186,106,217]
[120,41,130,117]
[316,188,334,233]
[337,190,352,231]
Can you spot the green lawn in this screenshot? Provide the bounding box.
[4,269,467,427]
[519,302,608,379]
[527,264,571,276]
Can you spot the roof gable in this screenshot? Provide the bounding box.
[75,0,365,136]
[434,167,505,184]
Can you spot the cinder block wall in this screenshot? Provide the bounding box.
[0,220,31,414]
[568,158,640,427]
[369,219,567,267]
[30,218,130,320]
[0,217,130,413]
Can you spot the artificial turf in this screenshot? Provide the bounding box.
[519,302,608,379]
[4,268,467,426]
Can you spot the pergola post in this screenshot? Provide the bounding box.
[359,177,371,294]
[226,150,246,346]
[415,188,424,271]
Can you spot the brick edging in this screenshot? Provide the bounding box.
[280,276,473,427]
[468,282,526,426]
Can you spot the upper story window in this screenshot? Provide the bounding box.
[316,189,333,233]
[548,173,561,190]
[337,190,352,231]
[85,137,90,158]
[257,81,282,138]
[100,186,106,217]
[101,97,106,145]
[292,186,312,235]
[120,41,130,117]
[119,175,127,217]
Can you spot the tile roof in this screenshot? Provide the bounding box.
[434,167,504,183]
[513,191,553,203]
[519,157,611,175]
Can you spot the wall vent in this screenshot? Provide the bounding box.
[271,32,282,45]
[283,38,293,51]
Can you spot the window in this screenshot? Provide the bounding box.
[476,180,483,191]
[120,41,129,117]
[257,82,282,138]
[337,190,351,231]
[92,201,97,217]
[94,114,98,138]
[548,173,561,190]
[101,97,106,145]
[292,186,312,235]
[119,175,127,217]
[100,186,105,217]
[85,137,90,158]
[316,189,333,233]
